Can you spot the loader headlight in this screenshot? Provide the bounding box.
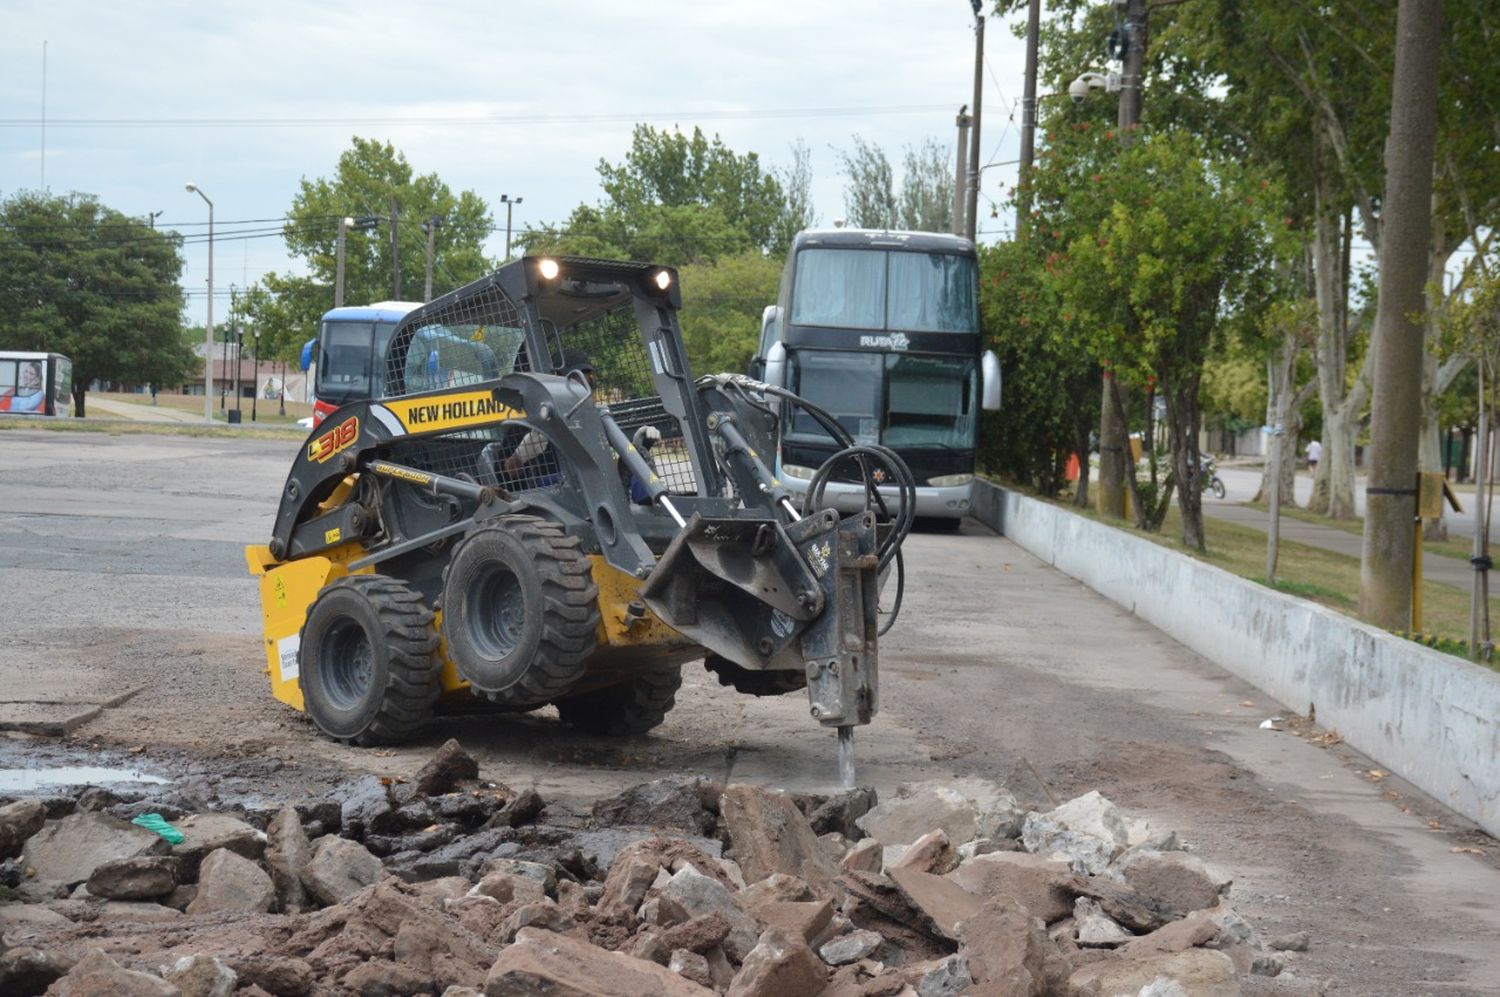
[653,269,672,292]
[781,464,816,479]
[538,258,560,280]
[927,473,974,488]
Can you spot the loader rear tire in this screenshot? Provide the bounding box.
[442,516,600,706]
[555,666,683,736]
[299,575,441,746]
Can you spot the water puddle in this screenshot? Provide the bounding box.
[0,766,171,793]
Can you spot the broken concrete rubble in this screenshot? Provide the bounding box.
[0,747,1287,996]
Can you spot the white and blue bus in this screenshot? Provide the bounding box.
[309,302,423,426]
[752,228,1000,521]
[0,351,73,417]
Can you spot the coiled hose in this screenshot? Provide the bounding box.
[712,377,913,634]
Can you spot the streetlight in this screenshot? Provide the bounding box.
[185,183,213,421]
[500,194,523,260]
[251,327,261,423]
[335,215,381,308]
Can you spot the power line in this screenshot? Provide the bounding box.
[0,103,954,130]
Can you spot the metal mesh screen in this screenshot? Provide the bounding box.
[382,422,571,502]
[561,304,697,495]
[382,282,529,400]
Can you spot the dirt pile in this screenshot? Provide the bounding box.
[0,741,1314,995]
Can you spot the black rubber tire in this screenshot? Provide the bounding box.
[298,574,441,746]
[1210,477,1227,500]
[555,666,683,736]
[441,515,600,706]
[704,654,807,696]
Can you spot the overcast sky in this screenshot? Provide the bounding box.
[1,1,1031,315]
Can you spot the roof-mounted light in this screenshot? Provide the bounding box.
[538,258,560,280]
[653,269,672,292]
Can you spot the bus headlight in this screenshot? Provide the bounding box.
[927,473,974,488]
[781,464,816,479]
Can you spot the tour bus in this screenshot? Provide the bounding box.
[0,351,74,417]
[751,228,1000,521]
[309,301,423,425]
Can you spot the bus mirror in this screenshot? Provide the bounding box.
[981,350,1002,411]
[764,341,787,389]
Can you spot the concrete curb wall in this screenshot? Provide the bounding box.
[972,480,1500,838]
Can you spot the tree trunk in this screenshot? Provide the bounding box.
[1360,0,1443,628]
[72,383,86,419]
[1165,370,1206,552]
[1073,421,1092,509]
[1254,330,1305,505]
[1098,374,1127,518]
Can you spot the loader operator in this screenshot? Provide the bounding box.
[501,348,660,503]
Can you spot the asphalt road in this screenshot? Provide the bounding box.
[2,428,1499,994]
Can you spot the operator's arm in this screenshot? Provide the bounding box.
[503,430,548,472]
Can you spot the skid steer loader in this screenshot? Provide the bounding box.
[246,256,913,783]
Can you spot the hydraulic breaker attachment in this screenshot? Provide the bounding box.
[641,506,880,757]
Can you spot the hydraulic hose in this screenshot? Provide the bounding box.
[699,375,913,633]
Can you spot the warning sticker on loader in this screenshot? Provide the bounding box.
[277,635,300,684]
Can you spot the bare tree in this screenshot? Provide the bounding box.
[898,138,955,233]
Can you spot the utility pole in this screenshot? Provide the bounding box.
[422,215,443,302]
[335,217,351,309]
[389,197,402,300]
[952,107,970,237]
[966,1,985,243]
[1096,0,1148,518]
[1359,0,1444,628]
[501,194,523,260]
[1016,0,1041,237]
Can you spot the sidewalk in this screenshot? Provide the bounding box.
[85,398,211,424]
[1202,500,1477,589]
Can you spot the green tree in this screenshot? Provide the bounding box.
[0,190,193,417]
[525,126,785,267]
[248,138,493,359]
[979,238,1100,500]
[677,252,782,376]
[837,136,898,229]
[1033,127,1286,549]
[769,139,817,257]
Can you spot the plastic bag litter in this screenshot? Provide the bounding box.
[131,813,185,844]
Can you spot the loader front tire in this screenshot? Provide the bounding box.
[299,575,441,746]
[555,666,682,736]
[442,516,600,706]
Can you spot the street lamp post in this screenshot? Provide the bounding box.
[500,194,523,260]
[335,215,381,309]
[186,183,213,421]
[251,328,260,423]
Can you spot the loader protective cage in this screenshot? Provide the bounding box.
[253,256,892,756]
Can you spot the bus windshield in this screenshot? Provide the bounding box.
[316,320,401,404]
[790,249,977,333]
[788,350,978,450]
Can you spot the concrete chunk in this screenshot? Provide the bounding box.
[485,926,714,996]
[299,835,387,906]
[726,927,828,997]
[187,848,274,915]
[720,784,839,891]
[21,811,168,886]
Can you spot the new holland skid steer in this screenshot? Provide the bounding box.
[246,256,913,783]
